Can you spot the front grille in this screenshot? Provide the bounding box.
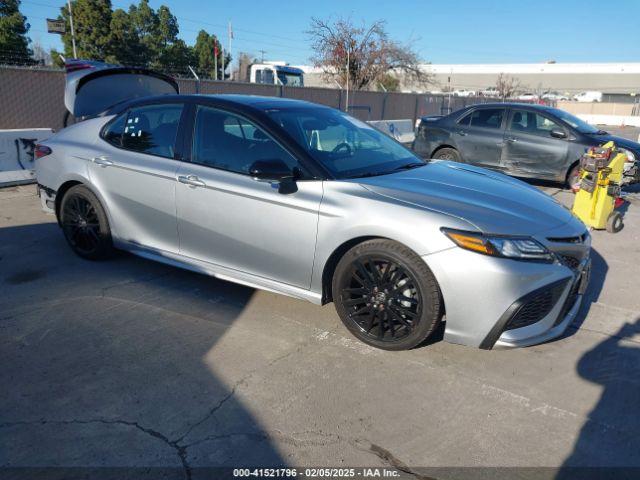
[505,282,566,330]
[561,255,581,271]
[547,232,589,244]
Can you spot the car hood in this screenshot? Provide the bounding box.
[357,161,579,236]
[583,133,640,155]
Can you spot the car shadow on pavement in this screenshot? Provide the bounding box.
[556,318,640,479]
[561,247,607,342]
[0,222,287,479]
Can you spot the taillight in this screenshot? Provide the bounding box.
[35,144,52,159]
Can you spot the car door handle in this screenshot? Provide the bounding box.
[177,175,206,188]
[456,130,467,136]
[504,137,517,143]
[92,156,114,167]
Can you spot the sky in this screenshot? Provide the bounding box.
[20,0,640,65]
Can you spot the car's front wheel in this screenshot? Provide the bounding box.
[432,147,462,162]
[332,239,443,350]
[567,164,582,191]
[59,185,114,260]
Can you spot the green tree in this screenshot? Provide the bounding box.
[193,29,230,79]
[107,8,143,65]
[59,0,113,60]
[128,0,159,63]
[0,0,32,64]
[156,5,177,48]
[158,39,194,75]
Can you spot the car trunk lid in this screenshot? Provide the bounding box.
[64,60,179,119]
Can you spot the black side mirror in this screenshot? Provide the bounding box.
[249,159,299,194]
[249,159,293,181]
[550,128,567,139]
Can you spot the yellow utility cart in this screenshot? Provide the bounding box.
[572,141,626,233]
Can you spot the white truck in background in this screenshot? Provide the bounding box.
[248,62,304,87]
[574,91,603,102]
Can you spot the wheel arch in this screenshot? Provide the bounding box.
[55,180,84,224]
[431,144,459,159]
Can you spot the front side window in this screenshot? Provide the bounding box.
[266,106,421,179]
[191,106,305,176]
[121,103,183,158]
[510,110,563,137]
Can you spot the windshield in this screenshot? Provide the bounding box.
[548,108,599,134]
[276,71,303,87]
[266,107,422,179]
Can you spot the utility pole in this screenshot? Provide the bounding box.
[67,0,77,58]
[214,41,218,81]
[345,47,349,113]
[228,21,233,81]
[221,45,225,81]
[259,50,266,63]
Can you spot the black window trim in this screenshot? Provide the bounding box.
[185,103,314,180]
[99,100,189,161]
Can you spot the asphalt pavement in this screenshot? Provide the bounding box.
[1,183,639,479]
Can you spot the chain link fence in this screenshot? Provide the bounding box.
[1,65,509,131]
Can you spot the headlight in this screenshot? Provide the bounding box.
[442,228,555,263]
[619,148,636,163]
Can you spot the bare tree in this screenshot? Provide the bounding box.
[308,17,430,91]
[235,51,256,82]
[495,73,521,100]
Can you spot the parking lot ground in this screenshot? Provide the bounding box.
[1,184,639,479]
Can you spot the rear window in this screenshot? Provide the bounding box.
[458,108,505,129]
[118,103,183,158]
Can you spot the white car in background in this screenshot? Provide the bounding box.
[452,89,476,97]
[480,86,500,97]
[516,93,539,101]
[574,91,603,103]
[541,91,570,102]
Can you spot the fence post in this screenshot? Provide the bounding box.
[381,92,387,120]
[338,89,343,111]
[412,94,420,126]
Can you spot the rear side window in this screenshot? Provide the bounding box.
[103,114,126,146]
[459,108,505,129]
[121,103,183,158]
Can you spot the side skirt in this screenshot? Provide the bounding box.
[117,240,323,305]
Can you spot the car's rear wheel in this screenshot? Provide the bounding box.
[60,185,113,260]
[433,147,462,162]
[332,239,443,350]
[567,164,582,191]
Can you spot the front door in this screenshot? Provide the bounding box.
[454,107,506,168]
[175,105,322,289]
[88,102,185,253]
[502,108,569,179]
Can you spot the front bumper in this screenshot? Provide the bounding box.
[424,241,590,349]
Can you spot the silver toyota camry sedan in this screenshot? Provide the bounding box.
[35,62,591,351]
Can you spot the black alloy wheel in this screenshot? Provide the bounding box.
[60,185,113,260]
[333,239,443,350]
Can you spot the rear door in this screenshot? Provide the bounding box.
[501,108,569,179]
[88,102,186,253]
[453,107,506,168]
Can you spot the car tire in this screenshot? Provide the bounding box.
[567,164,582,191]
[332,239,443,351]
[433,147,462,163]
[606,211,624,233]
[59,185,114,260]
